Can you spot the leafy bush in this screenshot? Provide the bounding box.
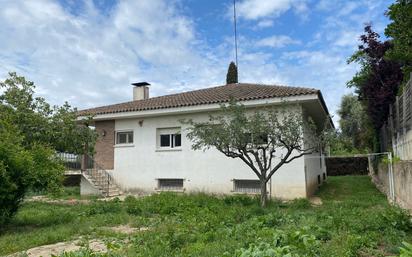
[124,196,142,215]
[84,199,123,216]
[237,228,320,257]
[381,207,412,231]
[288,198,311,209]
[223,195,258,206]
[0,119,63,226]
[397,242,412,257]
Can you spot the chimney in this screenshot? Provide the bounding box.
[132,82,150,101]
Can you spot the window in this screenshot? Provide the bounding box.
[317,175,321,185]
[158,179,184,191]
[323,173,326,181]
[233,179,261,194]
[116,131,133,144]
[157,128,181,148]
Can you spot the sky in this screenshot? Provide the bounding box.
[0,0,394,124]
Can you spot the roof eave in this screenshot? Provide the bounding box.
[77,94,320,121]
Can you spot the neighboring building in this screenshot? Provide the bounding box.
[78,82,333,199]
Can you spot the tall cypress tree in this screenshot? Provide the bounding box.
[226,61,238,84]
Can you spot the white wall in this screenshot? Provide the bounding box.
[302,109,326,197]
[111,105,308,199]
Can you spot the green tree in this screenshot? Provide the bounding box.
[0,117,63,226]
[0,72,96,154]
[184,101,326,207]
[226,61,238,84]
[385,0,412,83]
[0,72,96,225]
[337,94,373,152]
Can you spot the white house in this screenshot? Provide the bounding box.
[78,82,333,199]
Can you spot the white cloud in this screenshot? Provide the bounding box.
[256,35,301,48]
[235,0,307,20]
[0,0,227,109]
[256,19,274,28]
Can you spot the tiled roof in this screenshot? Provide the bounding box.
[77,83,319,116]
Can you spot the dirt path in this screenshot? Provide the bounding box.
[7,225,148,257]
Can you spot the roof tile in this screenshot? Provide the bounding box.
[78,83,318,116]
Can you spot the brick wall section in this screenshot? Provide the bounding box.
[94,120,115,170]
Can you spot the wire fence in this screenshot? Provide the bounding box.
[381,74,412,160]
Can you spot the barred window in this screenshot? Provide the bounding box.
[233,179,261,194]
[158,179,184,191]
[116,131,133,144]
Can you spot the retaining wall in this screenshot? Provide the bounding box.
[371,160,412,211]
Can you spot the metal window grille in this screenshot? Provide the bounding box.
[233,179,260,194]
[158,179,184,191]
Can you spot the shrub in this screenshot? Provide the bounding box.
[84,199,123,216]
[223,195,257,206]
[288,198,311,209]
[124,196,142,215]
[237,228,320,257]
[381,207,412,231]
[0,119,63,226]
[397,242,412,257]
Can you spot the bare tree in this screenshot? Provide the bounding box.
[184,101,327,207]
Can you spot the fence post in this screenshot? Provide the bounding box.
[80,143,88,172]
[387,152,395,202]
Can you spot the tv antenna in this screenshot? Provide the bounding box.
[233,0,238,69]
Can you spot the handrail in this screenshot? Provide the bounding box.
[82,153,118,197]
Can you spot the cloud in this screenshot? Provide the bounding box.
[0,0,227,109]
[256,35,301,48]
[235,0,308,20]
[256,19,274,28]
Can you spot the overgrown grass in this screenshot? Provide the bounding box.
[0,176,411,257]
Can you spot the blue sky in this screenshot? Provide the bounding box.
[0,0,393,123]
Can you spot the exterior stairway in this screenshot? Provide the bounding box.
[82,167,122,197]
[59,152,122,197]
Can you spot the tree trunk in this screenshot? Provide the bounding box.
[260,179,267,207]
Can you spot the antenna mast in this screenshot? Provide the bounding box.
[233,0,238,69]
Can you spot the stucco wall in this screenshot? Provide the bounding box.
[373,161,412,210]
[304,152,325,197]
[110,106,308,200]
[94,120,115,170]
[302,109,326,197]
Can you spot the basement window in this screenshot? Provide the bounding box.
[233,179,261,194]
[157,178,184,191]
[157,128,181,149]
[116,131,133,144]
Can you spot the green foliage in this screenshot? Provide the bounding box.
[226,61,238,84]
[0,72,97,154]
[1,177,411,257]
[84,199,123,216]
[381,207,412,231]
[0,72,96,225]
[184,100,326,207]
[124,196,142,215]
[397,242,412,257]
[385,0,412,84]
[223,195,258,206]
[238,228,320,257]
[0,119,64,226]
[336,94,373,152]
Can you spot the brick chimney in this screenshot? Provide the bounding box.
[132,82,150,101]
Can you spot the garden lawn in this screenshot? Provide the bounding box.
[0,176,411,257]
